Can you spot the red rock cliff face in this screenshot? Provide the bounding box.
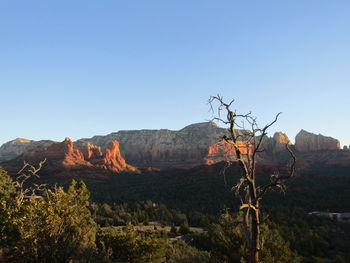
[79,143,103,160]
[205,140,252,165]
[2,123,346,171]
[93,141,138,173]
[20,138,137,173]
[24,138,88,167]
[77,122,244,168]
[77,123,300,168]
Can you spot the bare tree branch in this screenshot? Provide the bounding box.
[14,159,47,206]
[209,95,296,263]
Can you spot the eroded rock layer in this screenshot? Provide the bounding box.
[295,130,340,152]
[5,138,138,175]
[0,123,347,170]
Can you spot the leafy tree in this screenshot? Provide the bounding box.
[166,240,210,263]
[0,167,19,247]
[179,222,190,235]
[193,213,299,263]
[101,203,113,217]
[9,180,97,263]
[97,225,167,263]
[170,225,177,234]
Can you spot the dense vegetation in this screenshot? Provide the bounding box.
[1,164,350,262]
[88,162,350,213]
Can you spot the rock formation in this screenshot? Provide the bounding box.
[3,138,138,175]
[0,138,54,162]
[295,130,340,152]
[205,140,252,165]
[97,141,138,172]
[1,123,346,171]
[75,141,103,160]
[78,122,229,168]
[0,138,33,161]
[273,132,292,152]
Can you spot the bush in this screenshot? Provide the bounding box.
[167,240,210,263]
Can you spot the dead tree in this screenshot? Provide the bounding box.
[14,159,47,206]
[209,95,296,263]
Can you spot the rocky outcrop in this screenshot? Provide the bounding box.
[78,122,230,168]
[0,138,33,161]
[205,140,251,165]
[31,137,88,167]
[0,138,54,162]
[75,140,137,172]
[273,132,291,152]
[6,138,138,174]
[96,141,138,172]
[77,124,343,168]
[75,141,103,160]
[295,130,340,152]
[1,123,346,171]
[258,132,292,155]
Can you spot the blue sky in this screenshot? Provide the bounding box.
[1,0,349,146]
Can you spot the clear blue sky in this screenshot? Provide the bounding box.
[1,0,349,146]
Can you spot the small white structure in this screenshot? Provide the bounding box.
[309,211,350,221]
[309,211,341,220]
[341,213,350,221]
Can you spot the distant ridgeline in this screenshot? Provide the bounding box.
[0,122,348,173]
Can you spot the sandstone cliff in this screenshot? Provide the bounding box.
[0,138,54,162]
[78,122,230,168]
[4,138,138,175]
[75,140,138,172]
[273,132,292,152]
[0,138,33,161]
[77,122,291,168]
[205,140,252,165]
[295,130,340,151]
[1,123,346,171]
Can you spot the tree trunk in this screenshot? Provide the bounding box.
[250,202,260,263]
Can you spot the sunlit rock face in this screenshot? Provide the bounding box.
[295,130,340,151]
[78,122,263,168]
[205,140,252,165]
[273,132,292,152]
[75,141,103,160]
[96,141,139,173]
[1,123,346,171]
[23,137,89,167]
[9,138,138,174]
[258,132,292,156]
[78,122,230,168]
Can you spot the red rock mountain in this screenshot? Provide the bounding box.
[77,122,249,168]
[205,140,252,165]
[6,138,138,175]
[0,123,348,171]
[77,140,137,172]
